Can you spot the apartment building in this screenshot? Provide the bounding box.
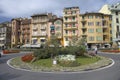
[11,18,32,48]
[20,19,31,44]
[48,18,63,46]
[99,2,120,43]
[11,18,22,47]
[0,23,11,49]
[31,13,57,46]
[79,12,112,48]
[63,7,80,46]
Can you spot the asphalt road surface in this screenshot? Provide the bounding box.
[0,52,120,80]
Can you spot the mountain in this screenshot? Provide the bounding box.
[0,16,11,23]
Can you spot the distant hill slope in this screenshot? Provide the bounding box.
[0,16,11,23]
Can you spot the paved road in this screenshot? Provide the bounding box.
[0,52,120,80]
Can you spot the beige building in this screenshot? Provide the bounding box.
[79,12,112,48]
[99,3,120,43]
[31,13,57,46]
[63,7,80,46]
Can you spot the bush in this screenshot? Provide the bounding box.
[21,54,34,62]
[34,49,51,59]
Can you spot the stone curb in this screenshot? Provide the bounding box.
[7,56,114,73]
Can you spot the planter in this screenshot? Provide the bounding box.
[3,50,20,54]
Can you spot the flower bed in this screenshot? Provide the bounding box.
[3,50,20,54]
[101,50,120,53]
[21,54,34,62]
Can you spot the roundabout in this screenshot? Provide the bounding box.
[7,56,113,73]
[0,52,120,80]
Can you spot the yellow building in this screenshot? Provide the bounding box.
[63,7,80,46]
[79,12,112,48]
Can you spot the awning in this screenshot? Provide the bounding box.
[0,38,5,40]
[0,44,4,46]
[21,44,41,48]
[32,38,37,40]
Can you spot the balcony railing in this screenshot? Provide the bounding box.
[64,26,78,30]
[32,33,47,37]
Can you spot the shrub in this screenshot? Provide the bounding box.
[34,49,51,59]
[21,54,34,62]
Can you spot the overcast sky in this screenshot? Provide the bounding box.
[0,0,120,22]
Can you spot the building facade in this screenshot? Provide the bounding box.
[0,23,11,49]
[63,7,80,46]
[99,2,120,43]
[11,18,22,47]
[79,13,112,48]
[20,19,31,44]
[48,18,63,46]
[31,13,57,46]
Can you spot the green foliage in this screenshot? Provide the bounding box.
[34,35,87,60]
[34,49,51,59]
[58,60,80,67]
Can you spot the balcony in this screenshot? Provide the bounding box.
[32,33,47,37]
[81,19,86,23]
[64,20,77,23]
[64,26,78,30]
[32,27,38,30]
[81,26,87,29]
[64,14,77,17]
[103,32,108,35]
[102,26,107,28]
[64,34,77,37]
[41,27,46,30]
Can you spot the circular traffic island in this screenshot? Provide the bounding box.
[8,55,113,72]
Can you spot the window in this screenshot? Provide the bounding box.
[73,30,75,34]
[116,12,118,15]
[41,39,45,42]
[65,12,67,14]
[56,26,61,31]
[33,39,37,44]
[110,24,112,27]
[110,30,112,34]
[65,38,68,41]
[72,17,75,20]
[88,29,94,33]
[89,36,94,41]
[88,15,93,19]
[88,22,94,26]
[96,22,101,26]
[55,20,62,24]
[117,25,119,32]
[72,23,75,27]
[65,17,68,21]
[96,28,102,33]
[96,36,103,41]
[65,24,68,27]
[116,18,119,23]
[65,30,68,34]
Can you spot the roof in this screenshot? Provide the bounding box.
[31,13,48,17]
[21,19,31,24]
[80,12,112,16]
